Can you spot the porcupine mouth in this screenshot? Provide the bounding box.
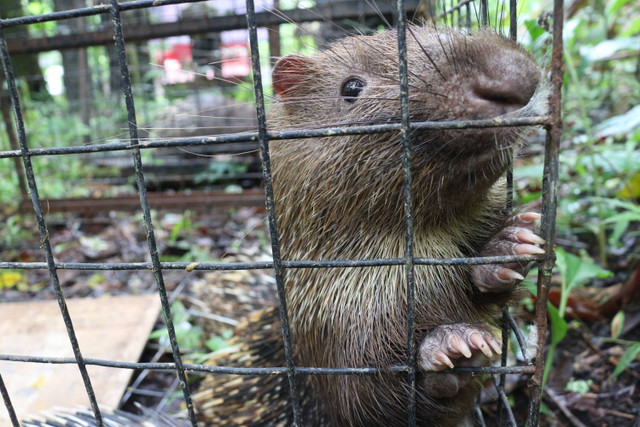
[464,75,550,162]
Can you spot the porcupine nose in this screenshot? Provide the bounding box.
[469,47,540,117]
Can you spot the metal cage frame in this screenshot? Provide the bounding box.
[0,0,564,425]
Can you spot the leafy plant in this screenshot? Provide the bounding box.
[150,300,232,362]
[150,300,204,351]
[611,342,640,380]
[0,216,32,249]
[534,249,613,389]
[554,248,613,318]
[565,378,593,394]
[542,303,568,389]
[193,161,248,186]
[169,211,193,242]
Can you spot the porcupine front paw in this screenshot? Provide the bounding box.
[471,211,544,293]
[418,324,501,398]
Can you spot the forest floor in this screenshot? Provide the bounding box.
[0,206,638,426]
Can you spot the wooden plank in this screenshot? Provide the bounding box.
[17,189,267,214]
[0,294,161,423]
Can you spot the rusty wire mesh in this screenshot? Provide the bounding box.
[0,0,563,425]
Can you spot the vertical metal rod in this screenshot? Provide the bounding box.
[0,374,19,427]
[0,76,28,202]
[474,406,488,427]
[245,0,302,424]
[506,309,528,360]
[465,1,471,29]
[441,0,449,27]
[509,0,517,40]
[480,0,488,27]
[0,18,104,427]
[107,2,197,425]
[527,0,564,424]
[493,375,518,426]
[499,0,518,420]
[495,307,510,424]
[395,0,417,424]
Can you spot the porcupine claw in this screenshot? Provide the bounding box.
[418,324,499,372]
[419,324,500,398]
[472,211,544,293]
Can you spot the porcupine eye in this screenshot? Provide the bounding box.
[341,78,366,103]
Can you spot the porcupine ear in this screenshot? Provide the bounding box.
[272,55,315,101]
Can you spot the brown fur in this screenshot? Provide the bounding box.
[266,24,544,426]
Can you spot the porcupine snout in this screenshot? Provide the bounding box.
[464,38,542,118]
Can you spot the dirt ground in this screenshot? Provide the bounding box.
[1,207,638,426]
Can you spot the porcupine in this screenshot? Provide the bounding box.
[23,23,547,427]
[195,23,548,426]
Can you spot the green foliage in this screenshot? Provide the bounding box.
[525,0,640,271]
[169,211,193,243]
[279,22,317,56]
[149,300,232,363]
[596,197,640,247]
[193,161,248,186]
[23,1,55,37]
[0,215,32,250]
[0,99,98,203]
[159,211,219,263]
[611,342,640,380]
[542,303,568,389]
[205,329,234,352]
[531,250,612,390]
[565,378,593,394]
[554,248,613,317]
[555,138,640,263]
[151,301,204,351]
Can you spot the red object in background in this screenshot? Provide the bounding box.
[165,43,192,62]
[156,43,194,85]
[221,42,250,79]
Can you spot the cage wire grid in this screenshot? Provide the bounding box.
[0,0,564,425]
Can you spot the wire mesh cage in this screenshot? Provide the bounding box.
[0,0,564,425]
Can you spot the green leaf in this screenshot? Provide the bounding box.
[205,336,230,352]
[622,15,640,37]
[611,311,625,339]
[177,324,203,349]
[205,329,234,352]
[611,343,640,379]
[543,303,568,389]
[540,402,551,415]
[524,19,546,42]
[607,0,631,14]
[602,211,640,225]
[555,248,613,291]
[548,303,568,346]
[168,300,188,324]
[565,378,593,394]
[608,217,630,247]
[595,197,640,214]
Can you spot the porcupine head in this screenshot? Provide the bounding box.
[268,23,546,426]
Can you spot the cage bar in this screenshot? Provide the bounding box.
[0,0,562,424]
[245,0,303,423]
[0,374,18,427]
[0,15,104,426]
[107,0,197,424]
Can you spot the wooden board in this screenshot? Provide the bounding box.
[0,294,161,423]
